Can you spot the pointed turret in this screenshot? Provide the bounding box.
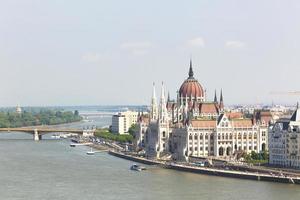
[291,102,300,121]
[219,89,224,111]
[159,82,168,123]
[188,59,194,79]
[214,89,218,103]
[150,82,158,121]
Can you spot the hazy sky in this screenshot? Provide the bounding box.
[1,0,300,106]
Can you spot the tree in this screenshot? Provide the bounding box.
[251,151,259,160]
[128,124,137,137]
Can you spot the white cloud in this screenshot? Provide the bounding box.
[225,40,245,48]
[120,41,154,55]
[186,37,205,48]
[81,52,104,63]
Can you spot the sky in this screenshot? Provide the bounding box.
[1,0,300,107]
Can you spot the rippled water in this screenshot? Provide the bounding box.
[0,116,299,200]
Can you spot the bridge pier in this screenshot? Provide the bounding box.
[33,129,41,141]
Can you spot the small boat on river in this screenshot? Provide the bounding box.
[86,148,95,155]
[130,164,146,171]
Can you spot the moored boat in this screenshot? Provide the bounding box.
[86,147,95,155]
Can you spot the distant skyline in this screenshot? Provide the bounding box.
[1,0,300,106]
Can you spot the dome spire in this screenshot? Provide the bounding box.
[188,59,194,78]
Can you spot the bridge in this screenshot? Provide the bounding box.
[0,127,96,141]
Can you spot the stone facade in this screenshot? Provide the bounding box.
[269,106,300,168]
[134,60,271,161]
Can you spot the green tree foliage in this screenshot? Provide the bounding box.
[94,129,133,143]
[0,110,82,128]
[242,150,269,164]
[250,151,259,160]
[128,124,137,137]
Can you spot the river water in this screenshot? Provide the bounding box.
[0,111,299,200]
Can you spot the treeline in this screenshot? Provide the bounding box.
[0,110,82,128]
[94,129,133,143]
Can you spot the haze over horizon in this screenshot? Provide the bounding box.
[1,0,300,107]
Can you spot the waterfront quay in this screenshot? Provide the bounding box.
[107,150,300,185]
[78,135,300,185]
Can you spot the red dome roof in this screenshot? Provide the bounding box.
[179,61,204,98]
[179,79,204,98]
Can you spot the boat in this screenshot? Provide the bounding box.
[86,147,95,155]
[51,134,60,139]
[130,164,146,171]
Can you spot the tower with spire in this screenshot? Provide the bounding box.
[157,82,170,154]
[214,90,218,103]
[219,89,224,111]
[150,82,158,121]
[159,82,168,123]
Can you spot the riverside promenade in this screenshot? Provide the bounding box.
[108,151,300,185]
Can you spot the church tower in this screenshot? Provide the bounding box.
[157,82,170,154]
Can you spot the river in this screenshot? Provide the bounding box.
[0,110,299,200]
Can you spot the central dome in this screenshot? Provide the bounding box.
[179,61,204,99]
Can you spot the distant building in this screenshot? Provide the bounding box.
[16,104,22,114]
[111,111,141,135]
[269,104,300,168]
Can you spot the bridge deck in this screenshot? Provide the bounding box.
[0,128,86,134]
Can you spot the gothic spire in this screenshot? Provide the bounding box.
[214,89,218,103]
[150,82,158,121]
[152,82,157,100]
[219,89,224,111]
[159,82,168,122]
[220,89,223,102]
[188,59,194,78]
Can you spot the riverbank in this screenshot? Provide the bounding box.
[108,150,300,185]
[71,134,300,185]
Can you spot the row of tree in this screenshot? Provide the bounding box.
[0,110,82,128]
[242,150,269,163]
[94,129,134,143]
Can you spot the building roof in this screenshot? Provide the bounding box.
[290,107,300,122]
[199,102,219,114]
[226,112,243,119]
[231,119,253,127]
[190,119,216,128]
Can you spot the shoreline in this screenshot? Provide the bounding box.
[71,136,300,185]
[107,150,300,185]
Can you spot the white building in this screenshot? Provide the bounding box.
[135,60,271,161]
[171,112,269,161]
[111,111,140,135]
[269,105,300,168]
[16,104,22,114]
